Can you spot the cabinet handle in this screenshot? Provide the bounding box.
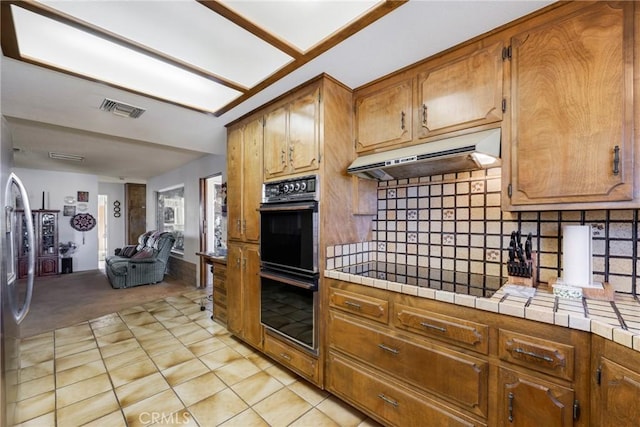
[378,393,399,408]
[613,145,620,175]
[236,219,241,233]
[235,257,241,268]
[279,352,291,361]
[400,111,405,130]
[378,343,399,355]
[289,146,294,164]
[242,219,247,234]
[514,347,555,363]
[419,321,447,333]
[508,392,514,422]
[281,149,286,165]
[242,258,247,271]
[422,104,427,125]
[344,300,361,310]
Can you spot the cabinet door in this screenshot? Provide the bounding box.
[242,119,264,243]
[594,358,640,427]
[226,243,243,335]
[38,257,58,276]
[39,212,57,257]
[354,79,412,153]
[417,41,503,139]
[508,2,633,206]
[242,245,262,348]
[226,127,243,241]
[264,106,289,179]
[497,368,574,427]
[288,87,320,174]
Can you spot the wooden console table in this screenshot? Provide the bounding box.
[196,252,226,288]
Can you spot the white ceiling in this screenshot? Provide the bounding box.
[1,0,555,183]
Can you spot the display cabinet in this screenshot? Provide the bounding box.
[18,209,60,278]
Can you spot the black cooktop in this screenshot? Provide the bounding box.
[338,261,501,298]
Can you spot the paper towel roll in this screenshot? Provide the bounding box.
[562,225,592,287]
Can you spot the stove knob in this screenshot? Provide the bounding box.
[284,184,291,192]
[294,182,301,191]
[300,182,307,191]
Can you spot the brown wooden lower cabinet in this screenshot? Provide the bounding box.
[327,352,485,427]
[263,332,320,386]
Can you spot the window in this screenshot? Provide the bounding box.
[156,185,184,254]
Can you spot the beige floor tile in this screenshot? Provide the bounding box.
[19,332,54,352]
[56,390,120,427]
[218,408,269,427]
[289,408,341,427]
[160,316,193,329]
[109,358,159,388]
[56,373,112,408]
[140,336,183,356]
[13,410,55,427]
[121,311,157,327]
[89,312,122,329]
[150,307,183,320]
[82,410,127,427]
[231,371,284,406]
[214,356,262,387]
[252,387,313,427]
[188,387,248,426]
[115,372,170,408]
[96,329,135,346]
[198,346,243,371]
[54,323,93,346]
[19,360,54,383]
[168,322,205,337]
[55,348,101,371]
[103,347,150,371]
[246,352,275,371]
[226,339,257,358]
[179,305,202,316]
[187,336,227,357]
[173,372,226,407]
[316,395,367,427]
[91,321,128,338]
[287,379,330,406]
[99,337,143,359]
[264,364,299,386]
[56,359,106,388]
[136,328,173,343]
[19,346,54,368]
[119,305,146,315]
[54,338,98,359]
[162,358,210,386]
[13,390,55,424]
[152,346,196,370]
[129,322,167,338]
[122,389,185,427]
[177,328,213,346]
[357,417,385,427]
[16,374,55,401]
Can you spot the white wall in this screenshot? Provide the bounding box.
[147,153,226,281]
[12,168,99,272]
[98,182,126,256]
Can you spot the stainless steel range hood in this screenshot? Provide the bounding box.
[347,128,501,180]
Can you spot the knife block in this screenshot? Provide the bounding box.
[507,251,538,287]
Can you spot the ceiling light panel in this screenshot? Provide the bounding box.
[36,0,294,88]
[221,0,382,52]
[12,5,242,114]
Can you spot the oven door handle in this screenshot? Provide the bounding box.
[260,270,318,291]
[259,201,317,212]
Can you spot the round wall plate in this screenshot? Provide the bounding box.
[77,203,88,212]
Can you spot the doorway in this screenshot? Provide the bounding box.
[199,174,224,286]
[97,194,108,269]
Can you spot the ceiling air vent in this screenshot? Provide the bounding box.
[99,98,145,118]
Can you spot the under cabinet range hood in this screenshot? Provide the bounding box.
[347,128,501,180]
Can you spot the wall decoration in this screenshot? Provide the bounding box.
[64,196,75,204]
[77,191,89,202]
[63,205,76,216]
[77,203,88,212]
[113,200,121,218]
[70,213,96,244]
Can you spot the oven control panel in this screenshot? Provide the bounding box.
[263,175,318,203]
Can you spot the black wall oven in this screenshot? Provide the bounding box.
[259,175,319,353]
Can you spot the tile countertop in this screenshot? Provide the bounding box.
[324,269,640,353]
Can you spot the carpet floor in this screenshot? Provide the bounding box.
[20,269,202,338]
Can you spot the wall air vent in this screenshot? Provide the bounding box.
[99,98,145,118]
[49,152,84,162]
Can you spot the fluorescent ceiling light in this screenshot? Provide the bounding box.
[49,152,84,162]
[12,5,242,114]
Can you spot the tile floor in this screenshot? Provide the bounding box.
[13,289,380,427]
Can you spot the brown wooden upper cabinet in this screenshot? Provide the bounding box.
[505,1,634,209]
[264,85,320,179]
[417,41,504,140]
[354,78,413,153]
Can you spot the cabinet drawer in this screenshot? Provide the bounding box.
[263,332,320,385]
[394,303,489,354]
[499,329,574,381]
[214,305,227,324]
[329,288,389,324]
[327,352,485,427]
[213,289,227,307]
[330,312,488,417]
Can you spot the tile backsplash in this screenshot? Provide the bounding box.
[327,168,639,296]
